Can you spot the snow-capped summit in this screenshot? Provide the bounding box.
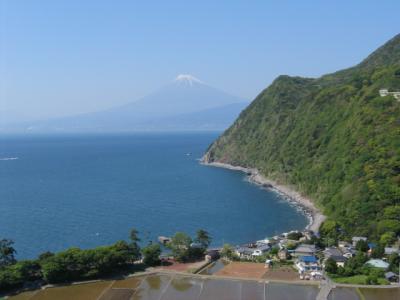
[174,74,204,86]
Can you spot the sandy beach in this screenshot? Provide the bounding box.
[201,160,326,233]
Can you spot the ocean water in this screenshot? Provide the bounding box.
[0,133,307,259]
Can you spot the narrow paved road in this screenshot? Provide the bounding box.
[316,278,335,300]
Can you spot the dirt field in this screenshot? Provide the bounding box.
[215,262,267,279]
[7,291,39,300]
[98,288,134,300]
[154,259,206,272]
[110,276,143,289]
[215,262,300,281]
[29,281,112,300]
[263,266,299,281]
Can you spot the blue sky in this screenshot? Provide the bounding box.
[1,0,399,120]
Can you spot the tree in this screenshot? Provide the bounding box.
[195,229,212,248]
[38,251,54,261]
[377,220,400,235]
[168,232,192,262]
[355,240,369,252]
[383,205,400,220]
[0,239,16,267]
[379,232,396,246]
[130,228,140,243]
[142,244,161,266]
[324,257,338,274]
[287,232,303,240]
[388,253,400,273]
[365,274,378,285]
[0,261,39,291]
[220,244,237,260]
[343,252,368,276]
[114,240,140,262]
[270,247,279,256]
[128,228,141,262]
[286,242,297,250]
[320,220,340,245]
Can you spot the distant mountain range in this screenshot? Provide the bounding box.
[1,74,248,133]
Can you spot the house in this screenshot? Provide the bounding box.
[158,236,171,245]
[293,244,317,257]
[329,255,347,268]
[365,259,389,270]
[323,247,347,267]
[323,247,342,258]
[379,89,389,96]
[338,241,351,249]
[384,247,400,256]
[379,88,400,100]
[235,246,254,260]
[295,256,321,273]
[252,243,270,256]
[235,242,270,259]
[385,272,398,283]
[205,249,220,262]
[352,236,367,247]
[342,249,356,259]
[278,248,289,260]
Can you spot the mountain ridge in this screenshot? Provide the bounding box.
[205,34,400,241]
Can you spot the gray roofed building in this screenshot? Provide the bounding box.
[329,255,347,267]
[384,247,400,255]
[293,244,317,257]
[323,247,342,258]
[385,271,398,282]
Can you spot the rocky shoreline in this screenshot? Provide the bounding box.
[201,160,326,233]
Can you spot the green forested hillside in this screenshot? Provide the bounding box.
[205,34,400,242]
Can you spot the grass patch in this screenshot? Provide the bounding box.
[331,275,389,285]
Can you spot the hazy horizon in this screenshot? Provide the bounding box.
[1,1,400,123]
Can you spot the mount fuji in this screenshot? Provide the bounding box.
[4,75,249,133]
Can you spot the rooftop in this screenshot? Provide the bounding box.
[295,244,316,253]
[298,256,318,263]
[324,247,342,257]
[366,259,390,269]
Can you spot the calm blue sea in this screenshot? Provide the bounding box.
[0,133,307,259]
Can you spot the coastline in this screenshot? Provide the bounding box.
[201,160,326,233]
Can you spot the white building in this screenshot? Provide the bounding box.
[379,89,400,100]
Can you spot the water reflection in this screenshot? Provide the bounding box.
[170,277,193,292]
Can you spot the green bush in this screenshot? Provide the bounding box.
[142,244,161,266]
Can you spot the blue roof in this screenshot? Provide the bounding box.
[299,256,318,263]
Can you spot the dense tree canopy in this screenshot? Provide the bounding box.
[206,34,400,240]
[0,231,142,291]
